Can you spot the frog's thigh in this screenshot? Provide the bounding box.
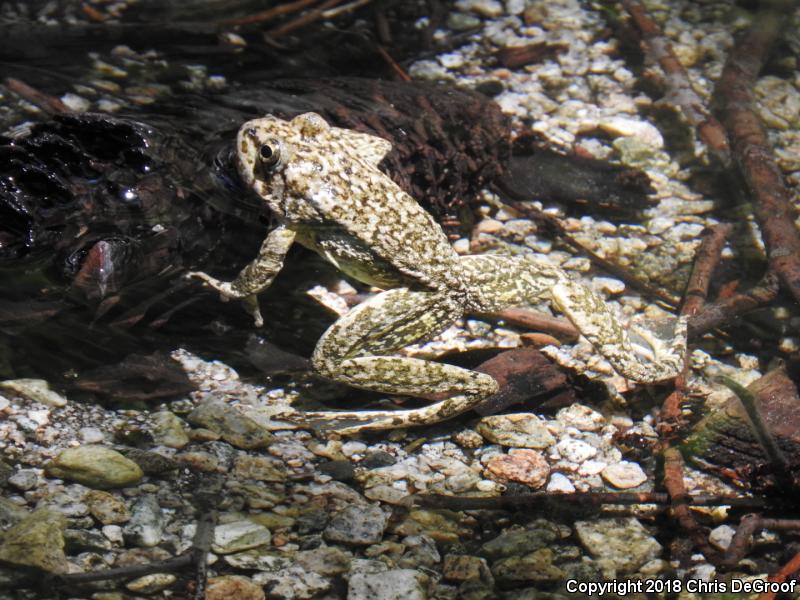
[309,288,498,431]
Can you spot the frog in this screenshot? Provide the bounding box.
[187,112,687,434]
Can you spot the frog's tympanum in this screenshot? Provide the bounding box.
[189,113,686,434]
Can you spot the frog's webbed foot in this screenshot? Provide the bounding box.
[185,271,264,327]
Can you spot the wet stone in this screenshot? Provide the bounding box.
[0,509,68,574]
[125,573,177,594]
[207,575,265,600]
[150,411,190,449]
[575,518,661,572]
[360,450,397,469]
[600,461,647,489]
[480,524,560,560]
[223,549,290,571]
[212,520,272,554]
[8,468,38,491]
[187,400,272,450]
[252,565,330,599]
[492,548,566,584]
[233,454,287,482]
[85,490,131,524]
[476,414,555,448]
[484,449,549,488]
[294,545,352,576]
[0,497,28,529]
[318,459,356,482]
[45,446,143,489]
[0,378,67,407]
[399,534,441,569]
[556,404,605,431]
[324,504,388,545]
[348,568,429,600]
[393,510,469,544]
[442,554,493,584]
[123,495,165,548]
[119,448,178,474]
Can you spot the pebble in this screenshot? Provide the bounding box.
[252,565,330,599]
[187,400,272,450]
[545,472,575,493]
[8,469,38,491]
[348,568,429,600]
[212,520,272,554]
[233,455,287,482]
[85,490,131,524]
[150,411,190,449]
[0,509,68,574]
[555,438,598,463]
[324,504,388,545]
[0,378,67,407]
[476,414,555,448]
[485,449,549,488]
[601,461,648,489]
[45,446,143,489]
[597,116,664,148]
[575,518,662,572]
[125,573,177,594]
[709,524,736,551]
[206,575,265,600]
[78,427,105,444]
[123,495,165,548]
[556,404,605,432]
[442,554,493,583]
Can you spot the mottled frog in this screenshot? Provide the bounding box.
[188,113,686,434]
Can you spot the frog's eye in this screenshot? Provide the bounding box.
[258,140,281,168]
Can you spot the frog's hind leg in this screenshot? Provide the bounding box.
[460,254,686,383]
[305,288,498,434]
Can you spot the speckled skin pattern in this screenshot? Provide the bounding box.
[188,113,687,434]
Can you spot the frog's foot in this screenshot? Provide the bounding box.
[551,281,687,383]
[303,390,493,435]
[185,271,264,326]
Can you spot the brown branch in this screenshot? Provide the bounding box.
[659,223,734,563]
[480,308,579,342]
[759,550,800,600]
[720,514,800,570]
[687,273,779,337]
[267,0,346,38]
[712,0,800,306]
[375,45,411,81]
[408,491,768,511]
[621,0,730,166]
[220,0,320,26]
[4,77,71,115]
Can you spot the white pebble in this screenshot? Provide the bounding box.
[601,461,647,489]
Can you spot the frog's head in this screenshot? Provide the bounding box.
[237,112,392,213]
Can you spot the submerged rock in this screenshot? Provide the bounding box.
[0,509,68,574]
[45,446,143,489]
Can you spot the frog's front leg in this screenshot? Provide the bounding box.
[186,225,296,326]
[305,288,499,434]
[461,254,687,383]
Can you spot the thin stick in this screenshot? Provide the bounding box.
[220,0,320,26]
[267,0,345,38]
[621,0,730,166]
[712,0,800,306]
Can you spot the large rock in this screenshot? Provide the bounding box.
[45,446,143,489]
[0,509,68,573]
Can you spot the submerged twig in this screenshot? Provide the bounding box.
[712,0,800,306]
[4,77,71,115]
[220,0,320,26]
[659,223,733,563]
[621,0,730,166]
[687,273,780,337]
[409,491,768,511]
